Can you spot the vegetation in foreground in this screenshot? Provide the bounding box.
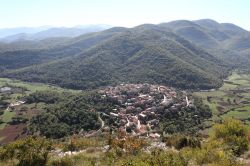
[0,118,248,166]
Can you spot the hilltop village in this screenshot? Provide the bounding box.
[99,84,192,137]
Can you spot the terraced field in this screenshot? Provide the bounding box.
[194,72,250,129]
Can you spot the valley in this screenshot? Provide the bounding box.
[1,71,250,145]
[0,76,249,165]
[0,18,249,165]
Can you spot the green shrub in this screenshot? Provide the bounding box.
[164,134,201,150]
[118,150,188,166]
[50,157,74,166]
[212,118,249,155]
[192,140,243,166]
[109,136,148,155]
[0,136,52,166]
[62,137,105,152]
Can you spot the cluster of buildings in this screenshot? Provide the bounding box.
[9,100,25,108]
[0,87,12,93]
[99,84,191,137]
[0,86,26,110]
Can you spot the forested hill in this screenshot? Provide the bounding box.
[0,19,250,90]
[159,19,250,67]
[0,27,126,70]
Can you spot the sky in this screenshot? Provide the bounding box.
[0,0,249,30]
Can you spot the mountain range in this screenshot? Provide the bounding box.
[0,24,112,42]
[0,19,249,90]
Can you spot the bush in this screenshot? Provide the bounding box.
[9,116,28,125]
[0,118,4,124]
[212,118,250,155]
[62,137,105,152]
[164,134,201,150]
[20,106,28,112]
[0,136,52,166]
[0,110,4,116]
[50,157,74,166]
[109,136,148,155]
[118,149,188,166]
[192,140,243,166]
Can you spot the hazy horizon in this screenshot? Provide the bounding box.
[0,0,249,30]
[0,19,247,31]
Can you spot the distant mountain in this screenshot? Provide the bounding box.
[0,26,52,38]
[160,19,247,49]
[195,19,246,36]
[1,19,250,90]
[0,25,113,43]
[160,20,219,49]
[159,19,250,68]
[74,24,112,29]
[0,33,31,43]
[31,26,111,40]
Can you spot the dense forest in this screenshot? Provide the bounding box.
[26,91,102,138]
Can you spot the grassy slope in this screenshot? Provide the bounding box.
[0,110,15,129]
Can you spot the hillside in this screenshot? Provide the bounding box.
[160,19,247,49]
[225,33,250,51]
[2,25,228,90]
[160,19,250,69]
[159,20,220,49]
[0,27,125,70]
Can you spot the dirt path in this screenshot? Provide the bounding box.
[97,114,104,132]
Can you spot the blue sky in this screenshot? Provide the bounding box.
[0,0,249,30]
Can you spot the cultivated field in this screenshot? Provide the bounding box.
[194,72,250,129]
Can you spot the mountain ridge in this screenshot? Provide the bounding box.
[0,25,113,43]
